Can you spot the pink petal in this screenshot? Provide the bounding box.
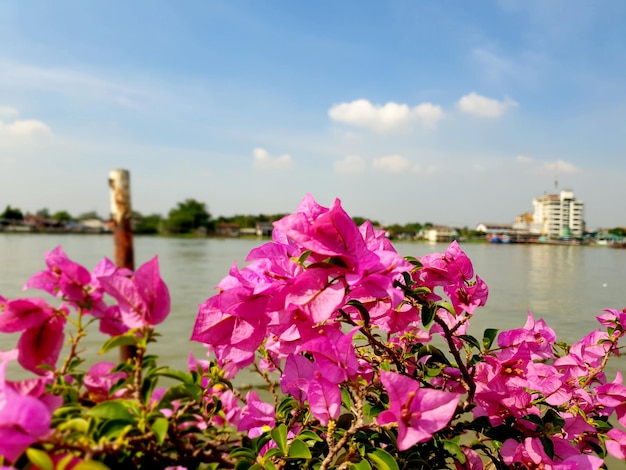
[133,256,170,326]
[17,314,66,375]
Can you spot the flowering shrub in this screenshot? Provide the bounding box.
[1,193,626,469]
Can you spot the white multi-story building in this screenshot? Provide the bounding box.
[531,190,584,238]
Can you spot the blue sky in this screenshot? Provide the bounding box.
[1,1,625,228]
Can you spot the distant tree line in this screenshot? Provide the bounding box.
[4,202,624,239]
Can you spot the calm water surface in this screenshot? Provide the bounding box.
[2,234,626,371]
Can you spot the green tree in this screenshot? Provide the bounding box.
[78,210,102,220]
[608,227,626,238]
[1,205,23,220]
[52,210,74,223]
[36,208,50,218]
[133,211,163,235]
[165,199,213,234]
[352,216,381,227]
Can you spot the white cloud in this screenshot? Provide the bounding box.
[413,103,446,128]
[252,147,293,170]
[515,155,534,164]
[514,155,580,175]
[334,155,366,174]
[372,155,419,173]
[457,92,518,118]
[328,99,444,132]
[0,106,19,119]
[1,119,51,136]
[542,159,579,174]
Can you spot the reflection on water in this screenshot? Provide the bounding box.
[393,242,626,345]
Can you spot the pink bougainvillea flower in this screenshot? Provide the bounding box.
[83,361,128,402]
[99,256,170,328]
[284,267,346,325]
[210,388,242,428]
[501,437,603,470]
[497,312,557,360]
[444,275,488,315]
[0,350,54,463]
[454,447,484,470]
[0,297,67,375]
[7,377,62,414]
[597,308,626,333]
[606,427,626,460]
[376,370,459,450]
[307,375,341,426]
[300,327,360,384]
[237,391,275,438]
[0,298,55,333]
[280,353,317,402]
[417,241,474,288]
[596,371,626,427]
[273,194,371,264]
[23,246,92,304]
[17,312,66,375]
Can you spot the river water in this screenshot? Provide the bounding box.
[2,233,625,374]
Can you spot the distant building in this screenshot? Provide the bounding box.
[256,222,274,237]
[217,223,241,237]
[422,225,459,242]
[531,190,584,238]
[475,223,515,235]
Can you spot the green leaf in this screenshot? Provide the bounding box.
[540,436,555,460]
[363,403,385,419]
[443,440,466,464]
[151,417,169,444]
[99,333,137,354]
[230,447,257,461]
[411,286,432,296]
[58,417,89,433]
[341,388,353,409]
[436,301,456,315]
[297,430,324,442]
[159,383,202,407]
[346,299,370,326]
[367,449,399,470]
[72,461,111,470]
[27,448,53,470]
[416,344,451,366]
[234,461,253,470]
[87,401,134,422]
[141,377,158,403]
[97,419,132,439]
[404,256,423,268]
[350,460,372,470]
[263,447,284,459]
[482,328,499,349]
[276,396,297,418]
[458,334,481,350]
[294,250,313,265]
[56,454,78,470]
[522,414,543,427]
[421,304,435,327]
[543,409,565,431]
[287,438,312,459]
[150,367,194,384]
[271,423,288,455]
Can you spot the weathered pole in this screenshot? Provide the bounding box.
[109,169,135,361]
[109,169,134,271]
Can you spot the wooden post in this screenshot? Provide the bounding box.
[109,169,134,271]
[109,169,135,361]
